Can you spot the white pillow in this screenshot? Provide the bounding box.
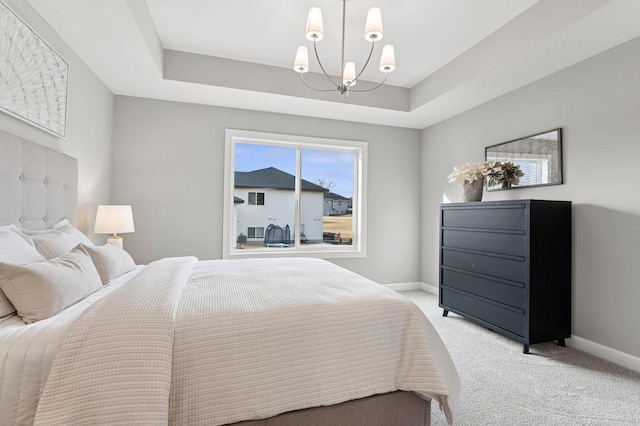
[0,245,102,324]
[80,244,136,284]
[17,219,93,260]
[0,224,23,232]
[0,227,45,263]
[0,229,47,318]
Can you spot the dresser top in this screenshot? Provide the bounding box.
[441,199,571,208]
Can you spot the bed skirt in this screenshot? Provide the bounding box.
[229,391,431,426]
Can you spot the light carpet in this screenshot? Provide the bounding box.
[400,290,640,426]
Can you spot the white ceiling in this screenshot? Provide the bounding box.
[26,0,640,129]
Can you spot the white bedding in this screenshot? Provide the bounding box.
[3,257,459,425]
[0,267,142,425]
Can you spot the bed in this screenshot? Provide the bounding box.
[0,130,460,425]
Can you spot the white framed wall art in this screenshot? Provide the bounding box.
[0,1,69,138]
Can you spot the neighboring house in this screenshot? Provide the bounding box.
[323,192,350,216]
[234,167,327,243]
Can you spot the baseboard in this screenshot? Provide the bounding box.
[383,282,439,294]
[567,336,640,373]
[419,282,439,295]
[383,282,440,293]
[383,282,421,291]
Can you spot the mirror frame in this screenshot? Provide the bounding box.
[485,128,563,191]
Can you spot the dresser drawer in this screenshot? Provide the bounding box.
[442,205,525,231]
[442,249,525,283]
[441,288,525,337]
[442,268,524,309]
[442,229,526,257]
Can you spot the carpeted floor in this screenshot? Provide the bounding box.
[400,290,640,426]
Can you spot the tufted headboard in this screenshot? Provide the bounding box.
[0,130,78,230]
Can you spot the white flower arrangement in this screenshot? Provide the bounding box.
[448,161,524,188]
[447,162,489,185]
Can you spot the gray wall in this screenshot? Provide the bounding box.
[112,97,422,284]
[421,37,640,358]
[0,0,114,240]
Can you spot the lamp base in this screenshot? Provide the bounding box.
[106,236,123,249]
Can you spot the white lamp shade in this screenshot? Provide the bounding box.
[379,45,396,72]
[343,62,356,86]
[293,46,309,73]
[94,205,135,235]
[365,7,383,41]
[305,7,324,41]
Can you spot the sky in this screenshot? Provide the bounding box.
[235,143,355,198]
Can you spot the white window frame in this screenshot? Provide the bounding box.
[223,129,367,259]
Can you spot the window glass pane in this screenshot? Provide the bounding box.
[234,143,296,250]
[301,149,355,246]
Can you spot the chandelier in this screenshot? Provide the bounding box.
[293,0,396,97]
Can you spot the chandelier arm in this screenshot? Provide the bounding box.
[312,39,341,89]
[299,73,340,92]
[345,40,376,90]
[346,71,389,93]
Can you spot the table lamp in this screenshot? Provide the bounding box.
[94,205,135,248]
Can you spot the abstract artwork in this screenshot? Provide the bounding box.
[0,1,68,138]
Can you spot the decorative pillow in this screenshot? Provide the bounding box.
[0,245,102,324]
[17,219,93,260]
[0,229,47,318]
[80,243,136,284]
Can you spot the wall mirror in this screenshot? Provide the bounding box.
[485,128,563,191]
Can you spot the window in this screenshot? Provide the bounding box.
[223,129,367,259]
[248,192,265,205]
[247,227,264,239]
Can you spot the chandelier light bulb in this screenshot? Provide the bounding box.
[306,7,324,41]
[294,46,310,73]
[343,62,357,86]
[379,45,396,72]
[364,7,383,41]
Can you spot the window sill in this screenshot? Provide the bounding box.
[224,246,366,260]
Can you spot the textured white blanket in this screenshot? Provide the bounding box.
[34,257,459,425]
[0,266,141,425]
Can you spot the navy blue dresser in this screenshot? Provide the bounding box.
[439,199,572,353]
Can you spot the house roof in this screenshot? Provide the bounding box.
[233,196,244,204]
[235,167,327,192]
[324,192,350,201]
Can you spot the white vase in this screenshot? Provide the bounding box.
[462,179,483,202]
